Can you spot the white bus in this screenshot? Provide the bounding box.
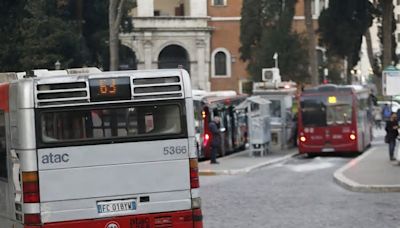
[0,68,203,228]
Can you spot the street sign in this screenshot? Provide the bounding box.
[382,67,400,96]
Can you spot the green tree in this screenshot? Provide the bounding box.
[318,0,374,84]
[0,0,137,72]
[81,0,110,69]
[18,0,82,71]
[240,0,309,83]
[0,0,26,72]
[239,0,263,62]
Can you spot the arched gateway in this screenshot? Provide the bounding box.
[158,45,190,73]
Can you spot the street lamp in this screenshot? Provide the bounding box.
[55,60,61,70]
[273,52,278,69]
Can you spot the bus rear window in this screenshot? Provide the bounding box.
[39,103,183,144]
[300,95,353,127]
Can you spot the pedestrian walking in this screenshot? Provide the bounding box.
[209,116,221,164]
[382,104,391,121]
[385,112,398,161]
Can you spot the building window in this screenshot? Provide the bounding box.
[212,0,226,6]
[215,52,227,75]
[239,79,252,94]
[0,110,7,180]
[212,48,231,77]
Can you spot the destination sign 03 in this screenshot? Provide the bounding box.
[89,77,131,101]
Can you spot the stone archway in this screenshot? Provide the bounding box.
[119,45,137,70]
[158,45,190,73]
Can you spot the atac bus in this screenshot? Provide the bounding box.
[0,68,203,228]
[297,84,373,156]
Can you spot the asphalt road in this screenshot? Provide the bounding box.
[200,153,400,228]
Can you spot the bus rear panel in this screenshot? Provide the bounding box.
[0,69,203,228]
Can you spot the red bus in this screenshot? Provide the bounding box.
[193,91,248,160]
[297,84,373,156]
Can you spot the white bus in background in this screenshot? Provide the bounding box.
[0,68,203,228]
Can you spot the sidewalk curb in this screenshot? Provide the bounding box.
[199,152,297,176]
[333,147,400,193]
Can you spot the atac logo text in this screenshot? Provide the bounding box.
[41,152,70,164]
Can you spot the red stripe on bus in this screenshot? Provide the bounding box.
[42,210,202,228]
[0,83,9,112]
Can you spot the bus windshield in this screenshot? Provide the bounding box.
[300,95,353,127]
[39,102,184,144]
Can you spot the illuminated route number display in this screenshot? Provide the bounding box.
[89,77,131,101]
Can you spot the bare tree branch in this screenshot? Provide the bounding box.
[114,0,126,31]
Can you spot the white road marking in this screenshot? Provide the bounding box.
[287,161,334,172]
[286,157,345,172]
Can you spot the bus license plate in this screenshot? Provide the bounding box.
[97,199,136,214]
[322,148,335,152]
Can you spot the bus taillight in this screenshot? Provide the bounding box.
[22,171,40,203]
[189,159,200,189]
[300,136,306,142]
[350,133,356,140]
[203,133,210,147]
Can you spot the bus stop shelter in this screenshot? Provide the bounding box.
[236,96,271,156]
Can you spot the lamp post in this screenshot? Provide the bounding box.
[55,60,61,70]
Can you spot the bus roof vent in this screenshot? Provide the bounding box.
[132,76,184,100]
[35,81,89,107]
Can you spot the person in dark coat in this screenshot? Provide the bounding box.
[385,112,398,161]
[209,116,221,164]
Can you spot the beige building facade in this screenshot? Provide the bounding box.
[121,0,328,92]
[120,0,212,90]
